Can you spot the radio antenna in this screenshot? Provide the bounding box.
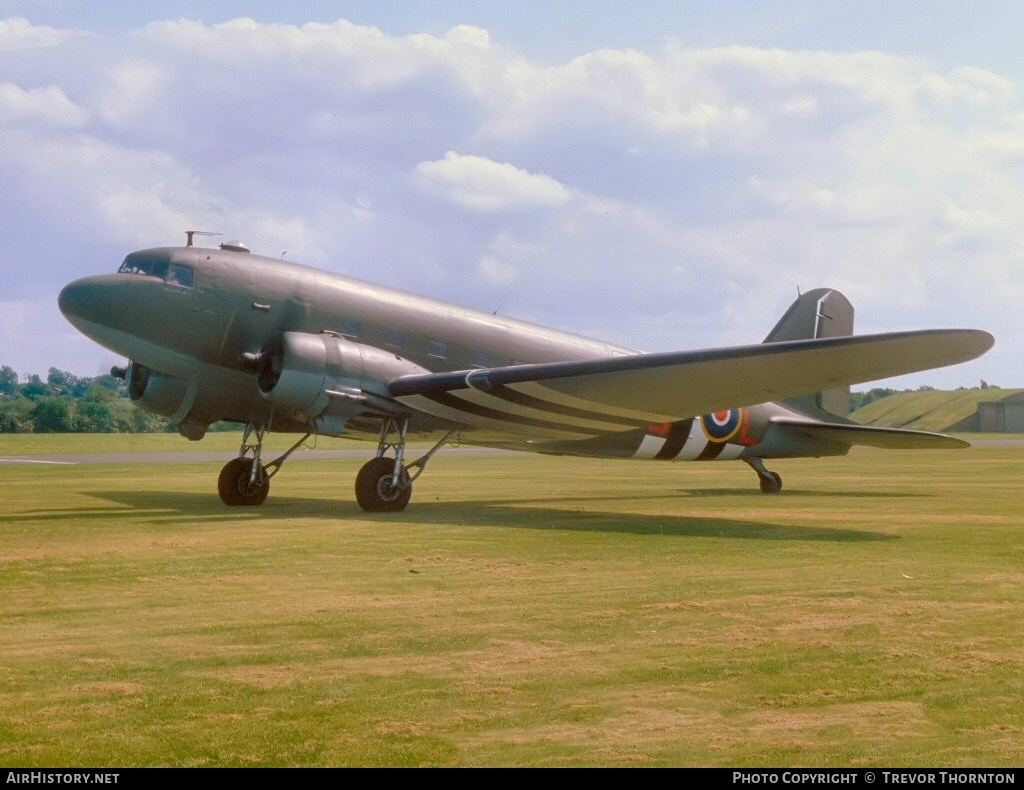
[185,230,222,248]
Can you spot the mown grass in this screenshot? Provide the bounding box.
[1,436,1022,766]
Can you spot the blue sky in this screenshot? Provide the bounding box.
[1,1,1020,389]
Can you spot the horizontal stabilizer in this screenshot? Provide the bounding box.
[769,418,970,450]
[390,329,994,431]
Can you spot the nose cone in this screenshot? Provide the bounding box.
[58,278,86,323]
[60,276,109,327]
[58,275,132,343]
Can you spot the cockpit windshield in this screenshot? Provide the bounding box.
[118,252,193,288]
[119,252,169,277]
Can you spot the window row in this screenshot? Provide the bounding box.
[336,319,509,369]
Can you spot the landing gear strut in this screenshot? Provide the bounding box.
[355,418,457,512]
[745,457,783,494]
[217,424,312,506]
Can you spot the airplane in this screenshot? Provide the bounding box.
[58,234,994,512]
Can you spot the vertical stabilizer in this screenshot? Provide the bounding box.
[764,289,854,417]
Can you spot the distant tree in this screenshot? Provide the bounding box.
[0,365,18,396]
[32,397,72,433]
[123,406,170,433]
[46,368,74,396]
[47,368,92,398]
[94,374,125,393]
[20,374,51,401]
[0,397,33,432]
[73,399,116,432]
[850,387,900,411]
[71,385,120,432]
[207,420,244,432]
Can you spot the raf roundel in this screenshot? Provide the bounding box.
[701,408,750,444]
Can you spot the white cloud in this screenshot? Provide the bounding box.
[98,58,166,126]
[0,17,79,50]
[0,83,86,127]
[443,24,492,49]
[415,151,572,211]
[478,255,518,285]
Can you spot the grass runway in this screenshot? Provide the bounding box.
[1,434,1022,766]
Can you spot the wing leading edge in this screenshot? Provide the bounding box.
[389,329,993,437]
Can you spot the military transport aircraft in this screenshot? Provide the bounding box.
[58,235,993,511]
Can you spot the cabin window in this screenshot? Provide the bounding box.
[166,264,193,288]
[427,341,448,359]
[386,329,407,350]
[469,350,494,368]
[339,319,362,339]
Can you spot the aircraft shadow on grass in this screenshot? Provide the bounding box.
[80,489,900,543]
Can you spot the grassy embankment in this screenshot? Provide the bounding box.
[851,388,1023,432]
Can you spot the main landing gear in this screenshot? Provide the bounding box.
[217,424,312,506]
[744,457,783,494]
[217,419,457,511]
[355,418,457,512]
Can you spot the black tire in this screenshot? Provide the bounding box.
[759,471,783,495]
[218,457,270,506]
[355,457,412,512]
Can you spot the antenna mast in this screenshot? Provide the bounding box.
[185,230,222,248]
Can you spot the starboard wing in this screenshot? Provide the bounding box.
[388,329,993,439]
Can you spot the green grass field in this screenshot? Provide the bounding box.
[1,435,1021,766]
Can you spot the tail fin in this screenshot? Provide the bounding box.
[764,288,854,418]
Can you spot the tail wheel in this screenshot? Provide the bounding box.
[355,456,412,512]
[759,471,783,494]
[218,457,270,506]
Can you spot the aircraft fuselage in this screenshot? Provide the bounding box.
[59,246,637,428]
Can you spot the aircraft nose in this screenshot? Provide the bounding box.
[58,279,83,320]
[58,275,124,330]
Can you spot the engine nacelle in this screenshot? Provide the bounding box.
[256,331,429,434]
[126,361,198,422]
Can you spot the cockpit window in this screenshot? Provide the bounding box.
[118,252,193,288]
[118,252,170,278]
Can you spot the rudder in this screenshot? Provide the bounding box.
[764,288,854,417]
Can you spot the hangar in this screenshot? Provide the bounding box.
[968,391,1024,433]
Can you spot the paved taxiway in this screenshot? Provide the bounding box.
[2,440,1019,466]
[0,447,517,465]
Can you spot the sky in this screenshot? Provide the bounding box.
[1,1,1021,391]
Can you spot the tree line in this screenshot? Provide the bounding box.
[0,365,172,433]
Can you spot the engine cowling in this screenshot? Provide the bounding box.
[125,361,207,438]
[126,361,198,420]
[255,331,429,434]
